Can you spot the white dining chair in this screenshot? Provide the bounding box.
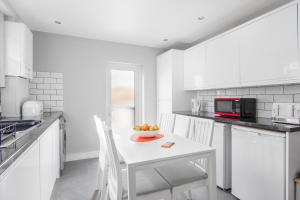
[155,117,215,200]
[94,115,109,199]
[159,113,175,134]
[102,128,172,200]
[173,115,191,138]
[188,117,214,146]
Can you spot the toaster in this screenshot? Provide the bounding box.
[272,103,300,125]
[22,101,43,120]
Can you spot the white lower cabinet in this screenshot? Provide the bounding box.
[0,141,40,200]
[40,119,60,200]
[212,122,231,190]
[232,126,285,200]
[0,119,60,200]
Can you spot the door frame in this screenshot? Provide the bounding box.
[105,61,144,127]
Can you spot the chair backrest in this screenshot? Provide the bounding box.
[159,113,175,134]
[105,129,123,200]
[94,115,107,171]
[188,117,214,146]
[188,117,214,171]
[173,115,191,138]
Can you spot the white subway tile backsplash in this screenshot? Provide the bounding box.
[29,95,37,100]
[56,90,63,95]
[284,85,300,94]
[30,83,37,89]
[51,84,63,90]
[29,71,64,112]
[196,84,300,118]
[265,86,283,94]
[30,89,43,95]
[51,106,64,111]
[264,103,273,111]
[295,94,300,103]
[237,88,249,95]
[257,102,264,110]
[257,110,271,118]
[273,95,293,103]
[250,87,265,95]
[226,89,237,95]
[37,95,50,101]
[57,79,63,84]
[37,72,50,77]
[51,95,63,101]
[256,95,273,103]
[44,78,56,84]
[31,78,43,84]
[56,101,64,107]
[37,83,51,89]
[51,73,63,78]
[216,89,226,95]
[44,90,56,95]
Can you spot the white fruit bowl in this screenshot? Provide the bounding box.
[133,130,159,138]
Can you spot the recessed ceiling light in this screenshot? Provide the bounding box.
[163,39,168,42]
[197,16,205,21]
[54,20,62,25]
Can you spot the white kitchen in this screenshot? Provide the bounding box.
[0,0,300,200]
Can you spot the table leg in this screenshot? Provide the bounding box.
[207,151,217,200]
[127,165,136,200]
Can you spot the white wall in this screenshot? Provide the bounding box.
[33,32,162,160]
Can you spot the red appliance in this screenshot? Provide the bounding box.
[214,98,256,119]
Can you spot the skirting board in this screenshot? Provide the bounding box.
[66,151,99,162]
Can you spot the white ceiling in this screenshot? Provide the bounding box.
[2,0,293,49]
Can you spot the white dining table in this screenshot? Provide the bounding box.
[112,129,217,200]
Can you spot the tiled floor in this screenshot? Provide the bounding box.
[51,158,238,200]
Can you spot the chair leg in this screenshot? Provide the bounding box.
[101,185,109,200]
[97,165,102,190]
[187,190,193,200]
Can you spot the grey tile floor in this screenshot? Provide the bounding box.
[50,158,238,200]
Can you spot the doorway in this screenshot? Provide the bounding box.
[106,62,143,130]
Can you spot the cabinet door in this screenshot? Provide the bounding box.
[40,119,60,200]
[206,32,240,88]
[0,141,40,200]
[232,126,285,200]
[0,12,5,87]
[21,26,33,79]
[5,22,22,76]
[212,123,225,188]
[157,52,172,100]
[40,127,53,200]
[184,44,206,90]
[52,120,60,179]
[239,4,299,86]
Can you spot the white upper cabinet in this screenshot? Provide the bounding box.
[183,2,300,90]
[157,50,191,120]
[5,21,33,79]
[157,52,172,100]
[239,4,299,86]
[184,43,206,90]
[206,31,240,88]
[0,13,5,87]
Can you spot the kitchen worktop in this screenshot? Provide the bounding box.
[0,112,63,176]
[174,111,300,133]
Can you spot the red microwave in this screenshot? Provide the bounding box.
[214,98,256,118]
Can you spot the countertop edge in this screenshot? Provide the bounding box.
[173,111,300,133]
[0,112,63,177]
